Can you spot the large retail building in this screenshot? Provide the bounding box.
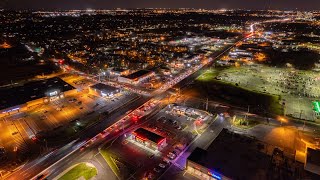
[186,128,271,180]
[0,77,76,116]
[118,70,154,85]
[89,83,120,97]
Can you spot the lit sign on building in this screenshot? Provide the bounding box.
[313,101,320,113]
[2,107,20,114]
[49,91,58,96]
[208,171,221,180]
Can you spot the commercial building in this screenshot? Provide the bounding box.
[186,128,271,180]
[118,70,155,85]
[0,77,76,116]
[305,148,320,176]
[89,83,120,97]
[130,128,166,151]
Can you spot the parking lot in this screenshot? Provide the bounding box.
[100,104,213,179]
[0,80,139,168]
[60,73,94,91]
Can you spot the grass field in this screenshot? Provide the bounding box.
[197,68,220,82]
[58,163,97,180]
[195,65,320,121]
[195,67,284,116]
[232,116,261,129]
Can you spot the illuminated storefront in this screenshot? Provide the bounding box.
[130,128,166,151]
[0,77,76,116]
[89,83,120,97]
[186,148,225,180]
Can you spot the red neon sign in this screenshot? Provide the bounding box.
[157,138,165,145]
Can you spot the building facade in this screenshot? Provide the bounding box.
[118,70,155,85]
[130,128,166,151]
[0,77,77,116]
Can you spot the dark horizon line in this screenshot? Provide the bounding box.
[0,7,319,12]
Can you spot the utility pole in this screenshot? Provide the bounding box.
[44,139,48,152]
[205,98,209,111]
[244,105,250,122]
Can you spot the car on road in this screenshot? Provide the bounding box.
[99,132,108,138]
[167,152,176,160]
[30,135,38,141]
[163,158,171,164]
[80,143,90,151]
[153,167,161,173]
[148,173,155,179]
[159,161,168,168]
[36,173,48,180]
[144,171,155,179]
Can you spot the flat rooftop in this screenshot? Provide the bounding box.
[0,77,75,110]
[123,70,152,80]
[305,148,320,176]
[133,128,165,144]
[187,128,270,180]
[90,83,119,93]
[307,148,320,166]
[112,67,128,72]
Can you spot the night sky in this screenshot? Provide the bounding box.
[1,0,319,10]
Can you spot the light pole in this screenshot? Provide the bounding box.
[205,98,209,111]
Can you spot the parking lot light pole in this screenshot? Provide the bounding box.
[205,98,208,111]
